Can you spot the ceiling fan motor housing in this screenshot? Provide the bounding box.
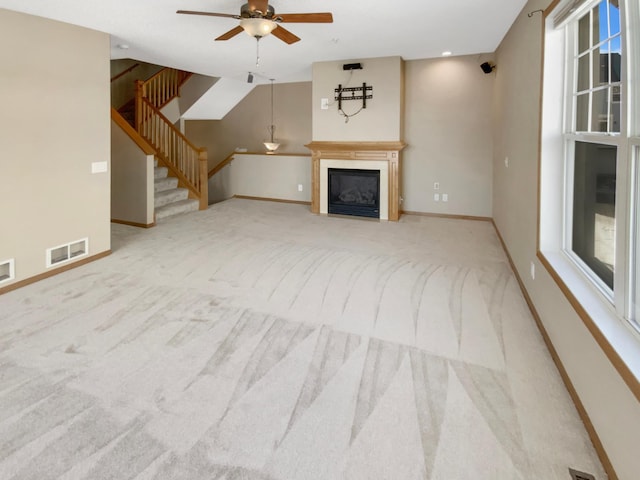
[241,3,276,19]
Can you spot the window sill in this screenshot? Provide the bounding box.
[538,250,640,399]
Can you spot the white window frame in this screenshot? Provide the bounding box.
[539,0,640,384]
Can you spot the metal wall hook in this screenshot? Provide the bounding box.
[528,9,543,18]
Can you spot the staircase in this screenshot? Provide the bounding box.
[114,66,208,223]
[153,160,199,219]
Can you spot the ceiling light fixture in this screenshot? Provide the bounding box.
[442,51,452,56]
[264,79,280,154]
[240,18,278,38]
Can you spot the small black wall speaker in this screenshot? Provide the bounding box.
[343,63,363,71]
[480,62,495,74]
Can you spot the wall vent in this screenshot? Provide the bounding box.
[0,259,15,284]
[569,468,596,480]
[46,238,89,268]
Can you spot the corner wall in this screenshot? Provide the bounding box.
[492,1,640,478]
[403,56,494,217]
[0,9,111,289]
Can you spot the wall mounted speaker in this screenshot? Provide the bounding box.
[480,62,495,74]
[343,63,363,71]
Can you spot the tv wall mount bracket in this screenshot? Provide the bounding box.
[334,83,373,110]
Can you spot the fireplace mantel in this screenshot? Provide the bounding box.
[305,141,406,221]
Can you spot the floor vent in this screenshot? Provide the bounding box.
[0,259,15,284]
[569,468,596,480]
[46,238,88,267]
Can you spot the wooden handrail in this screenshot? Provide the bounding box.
[131,65,207,209]
[111,63,140,83]
[136,96,207,204]
[208,152,236,178]
[139,68,193,110]
[110,107,155,155]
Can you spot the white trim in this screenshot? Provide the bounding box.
[541,0,640,380]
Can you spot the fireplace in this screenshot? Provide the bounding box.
[328,168,380,218]
[306,141,406,221]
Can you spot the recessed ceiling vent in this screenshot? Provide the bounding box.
[569,468,596,480]
[0,259,15,284]
[46,238,88,268]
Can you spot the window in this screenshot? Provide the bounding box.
[540,0,640,336]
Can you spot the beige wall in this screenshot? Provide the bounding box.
[209,154,311,204]
[196,57,494,217]
[0,9,111,286]
[493,1,640,479]
[110,59,163,109]
[403,56,494,217]
[186,82,312,168]
[111,120,154,225]
[312,56,403,142]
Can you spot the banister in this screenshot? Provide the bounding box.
[134,66,207,210]
[136,96,207,204]
[140,97,201,152]
[208,152,236,178]
[110,107,155,155]
[110,63,140,83]
[139,67,193,110]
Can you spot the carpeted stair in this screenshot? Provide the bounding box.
[154,160,199,221]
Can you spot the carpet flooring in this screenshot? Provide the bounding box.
[0,198,606,479]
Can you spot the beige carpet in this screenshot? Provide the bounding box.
[0,198,605,479]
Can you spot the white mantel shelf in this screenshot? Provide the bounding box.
[305,141,407,221]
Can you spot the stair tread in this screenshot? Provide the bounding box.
[155,198,200,220]
[153,177,178,193]
[154,187,189,208]
[154,176,179,192]
[154,166,168,179]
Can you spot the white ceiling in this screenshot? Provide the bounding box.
[0,0,528,85]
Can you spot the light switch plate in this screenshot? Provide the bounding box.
[91,161,108,174]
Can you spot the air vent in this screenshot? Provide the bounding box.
[569,468,596,480]
[0,259,15,284]
[46,238,88,268]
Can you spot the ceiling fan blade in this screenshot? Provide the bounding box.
[271,25,301,44]
[277,13,334,23]
[176,10,240,19]
[215,25,244,41]
[248,0,269,14]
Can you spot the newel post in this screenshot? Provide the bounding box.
[198,148,208,210]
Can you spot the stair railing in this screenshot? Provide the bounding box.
[139,68,192,110]
[135,77,208,210]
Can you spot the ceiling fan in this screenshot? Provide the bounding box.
[177,0,333,45]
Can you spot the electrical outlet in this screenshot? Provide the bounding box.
[504,156,509,168]
[442,193,448,202]
[568,468,596,480]
[434,193,440,202]
[321,98,329,110]
[298,184,303,192]
[434,182,440,190]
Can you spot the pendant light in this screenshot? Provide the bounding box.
[264,79,280,154]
